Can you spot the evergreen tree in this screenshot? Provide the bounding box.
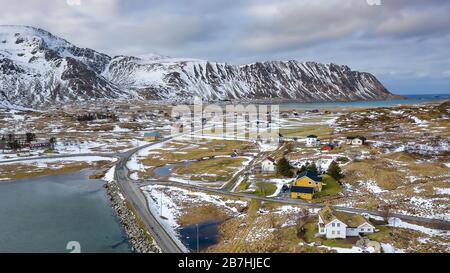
[277,157,293,178]
[298,162,309,173]
[327,161,344,181]
[26,132,36,143]
[49,137,57,150]
[8,140,21,151]
[307,162,318,175]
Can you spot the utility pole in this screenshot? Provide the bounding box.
[196,223,200,254]
[160,191,163,217]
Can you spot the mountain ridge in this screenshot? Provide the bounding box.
[0,25,399,108]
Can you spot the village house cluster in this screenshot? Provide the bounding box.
[0,133,54,151]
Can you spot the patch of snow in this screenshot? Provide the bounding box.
[388,218,450,236]
[381,243,405,253]
[362,180,386,194]
[435,188,450,195]
[0,156,117,166]
[102,165,116,183]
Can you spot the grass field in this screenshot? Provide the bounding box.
[252,182,278,196]
[316,175,342,199]
[140,139,248,167]
[173,157,246,182]
[280,124,332,138]
[0,160,112,180]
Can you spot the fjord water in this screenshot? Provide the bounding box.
[0,170,131,253]
[279,94,450,110]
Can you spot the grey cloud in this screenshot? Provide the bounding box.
[0,0,448,93]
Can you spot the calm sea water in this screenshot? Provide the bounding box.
[279,94,450,110]
[0,170,131,253]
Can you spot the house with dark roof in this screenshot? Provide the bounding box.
[306,135,321,147]
[318,206,376,239]
[290,170,323,200]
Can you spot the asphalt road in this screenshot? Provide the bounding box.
[114,146,186,253]
[2,136,449,253]
[142,180,450,229]
[0,139,186,253]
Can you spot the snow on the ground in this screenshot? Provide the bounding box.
[112,125,131,132]
[0,156,117,166]
[126,138,174,175]
[316,244,375,253]
[231,175,246,192]
[102,165,116,183]
[266,178,293,197]
[362,180,386,194]
[245,218,277,242]
[435,187,450,195]
[273,205,304,215]
[289,155,344,173]
[126,155,146,173]
[409,115,428,125]
[388,218,450,236]
[381,243,405,253]
[141,185,247,251]
[258,141,280,152]
[130,172,140,180]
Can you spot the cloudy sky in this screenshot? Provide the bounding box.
[0,0,449,94]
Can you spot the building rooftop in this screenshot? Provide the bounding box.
[144,131,161,137]
[291,186,315,194]
[319,206,371,228]
[296,170,322,182]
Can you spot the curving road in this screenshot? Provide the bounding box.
[0,139,186,253]
[139,180,450,229]
[2,137,449,253]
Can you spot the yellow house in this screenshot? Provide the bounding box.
[144,131,162,141]
[291,170,323,200]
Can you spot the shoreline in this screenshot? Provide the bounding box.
[105,180,161,253]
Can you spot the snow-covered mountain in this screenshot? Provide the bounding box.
[0,25,397,108]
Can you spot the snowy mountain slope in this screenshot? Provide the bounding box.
[0,90,28,110]
[103,56,395,102]
[0,25,127,107]
[0,25,397,108]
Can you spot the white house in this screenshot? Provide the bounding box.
[318,207,375,239]
[306,135,321,147]
[346,136,367,146]
[260,157,277,173]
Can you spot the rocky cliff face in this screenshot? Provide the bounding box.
[0,25,397,108]
[104,56,394,102]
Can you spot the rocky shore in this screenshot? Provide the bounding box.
[105,181,161,253]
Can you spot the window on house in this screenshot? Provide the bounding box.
[332,231,335,235]
[332,223,335,227]
[337,231,340,235]
[336,223,340,227]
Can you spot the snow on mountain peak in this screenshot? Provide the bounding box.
[0,25,397,108]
